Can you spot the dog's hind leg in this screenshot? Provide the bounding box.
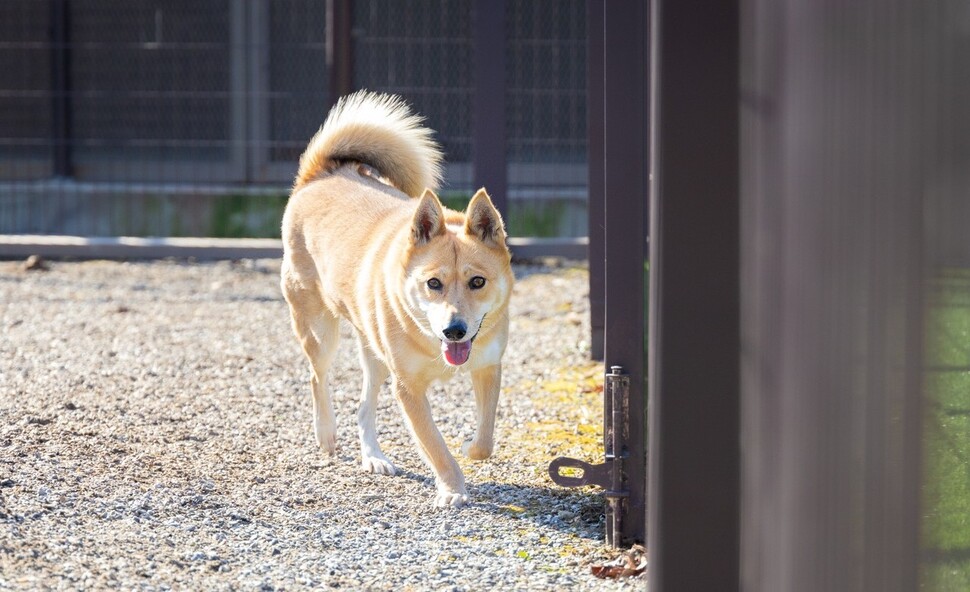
[281,270,340,454]
[306,314,340,453]
[355,338,396,475]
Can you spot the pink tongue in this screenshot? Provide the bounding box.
[442,340,472,365]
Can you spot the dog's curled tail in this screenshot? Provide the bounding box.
[293,91,444,196]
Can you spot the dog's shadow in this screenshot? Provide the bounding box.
[347,457,607,540]
[467,481,607,540]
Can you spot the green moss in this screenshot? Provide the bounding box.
[210,193,289,238]
[439,191,570,238]
[506,201,567,238]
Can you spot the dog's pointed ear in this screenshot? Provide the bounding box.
[464,188,506,247]
[411,189,446,244]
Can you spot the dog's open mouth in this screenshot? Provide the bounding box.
[442,340,472,366]
[441,316,483,366]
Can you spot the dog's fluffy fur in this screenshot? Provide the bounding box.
[281,91,513,507]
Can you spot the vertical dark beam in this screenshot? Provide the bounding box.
[228,0,248,181]
[647,0,740,589]
[602,0,648,546]
[587,0,605,361]
[247,0,269,182]
[49,0,70,177]
[327,0,354,101]
[472,0,507,217]
[739,1,927,589]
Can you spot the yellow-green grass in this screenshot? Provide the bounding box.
[924,270,970,590]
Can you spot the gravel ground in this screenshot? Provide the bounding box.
[0,257,644,591]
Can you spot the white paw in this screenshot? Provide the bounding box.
[461,438,493,460]
[434,489,469,508]
[361,453,397,476]
[314,421,337,455]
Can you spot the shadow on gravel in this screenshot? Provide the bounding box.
[345,467,606,539]
[469,481,606,541]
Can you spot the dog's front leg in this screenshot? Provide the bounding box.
[394,379,468,507]
[463,364,501,460]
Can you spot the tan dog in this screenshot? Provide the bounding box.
[280,91,513,507]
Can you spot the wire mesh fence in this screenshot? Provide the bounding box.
[0,0,588,241]
[506,0,586,237]
[352,0,474,175]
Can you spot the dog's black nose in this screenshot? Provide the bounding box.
[442,322,467,341]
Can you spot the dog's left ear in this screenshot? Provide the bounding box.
[464,188,507,247]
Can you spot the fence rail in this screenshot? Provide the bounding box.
[0,234,587,261]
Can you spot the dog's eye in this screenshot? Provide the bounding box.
[427,278,443,291]
[469,276,486,290]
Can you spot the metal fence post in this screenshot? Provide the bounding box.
[587,0,606,361]
[327,0,353,101]
[472,0,507,218]
[647,0,741,589]
[602,0,648,547]
[49,0,70,178]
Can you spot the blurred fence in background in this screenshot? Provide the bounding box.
[0,0,587,244]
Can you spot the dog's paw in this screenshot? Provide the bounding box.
[314,423,337,455]
[461,438,493,460]
[317,436,337,455]
[361,453,397,476]
[434,488,469,508]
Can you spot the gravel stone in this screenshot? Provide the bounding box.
[0,258,644,590]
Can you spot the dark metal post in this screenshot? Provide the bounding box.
[50,0,71,177]
[587,0,605,360]
[472,0,507,218]
[647,0,740,589]
[327,0,354,101]
[602,0,648,547]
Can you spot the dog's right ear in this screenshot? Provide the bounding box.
[411,189,446,244]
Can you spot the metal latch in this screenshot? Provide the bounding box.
[549,365,630,547]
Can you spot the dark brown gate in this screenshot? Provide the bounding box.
[563,0,965,590]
